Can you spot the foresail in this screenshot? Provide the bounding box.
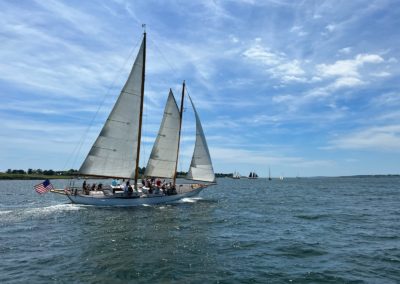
[79,39,145,179]
[186,95,215,182]
[145,90,180,178]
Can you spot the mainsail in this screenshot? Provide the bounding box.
[186,95,215,182]
[145,90,180,178]
[79,38,145,179]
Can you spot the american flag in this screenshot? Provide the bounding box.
[34,179,54,194]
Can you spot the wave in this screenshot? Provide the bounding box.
[275,243,327,257]
[295,214,330,220]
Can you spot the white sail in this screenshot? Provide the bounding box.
[145,90,180,178]
[186,95,215,182]
[79,39,145,179]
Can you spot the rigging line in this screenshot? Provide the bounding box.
[149,37,179,75]
[63,37,142,172]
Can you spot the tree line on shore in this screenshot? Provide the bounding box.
[4,168,79,176]
[2,168,231,178]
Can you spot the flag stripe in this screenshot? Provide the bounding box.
[34,180,54,194]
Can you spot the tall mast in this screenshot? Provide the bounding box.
[173,80,185,187]
[134,31,146,188]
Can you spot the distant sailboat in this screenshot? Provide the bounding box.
[232,171,240,179]
[268,167,272,181]
[248,171,258,179]
[51,31,215,206]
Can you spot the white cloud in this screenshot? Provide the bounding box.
[370,92,400,107]
[290,25,308,36]
[338,47,352,55]
[272,95,296,103]
[331,77,364,89]
[243,44,282,65]
[371,71,391,77]
[328,125,400,152]
[243,42,306,83]
[210,147,333,169]
[34,0,104,35]
[229,34,239,43]
[314,53,385,92]
[275,60,305,76]
[317,53,384,78]
[325,24,336,32]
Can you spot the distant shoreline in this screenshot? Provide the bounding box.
[0,173,192,180]
[0,173,398,180]
[0,173,74,180]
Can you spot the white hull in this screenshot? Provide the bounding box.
[63,186,204,207]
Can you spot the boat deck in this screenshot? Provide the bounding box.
[54,183,206,199]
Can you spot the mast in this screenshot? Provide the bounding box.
[134,31,146,188]
[173,80,186,187]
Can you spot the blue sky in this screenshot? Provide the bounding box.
[1,0,399,177]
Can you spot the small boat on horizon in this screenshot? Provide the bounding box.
[232,170,241,179]
[248,171,258,179]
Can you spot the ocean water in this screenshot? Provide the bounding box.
[0,177,399,283]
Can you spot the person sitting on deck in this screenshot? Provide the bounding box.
[91,183,96,191]
[171,185,177,195]
[161,183,166,195]
[124,181,130,194]
[82,180,87,192]
[127,184,133,196]
[84,183,90,195]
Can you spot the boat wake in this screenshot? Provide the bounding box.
[176,197,204,203]
[0,204,83,224]
[0,210,13,215]
[25,204,83,215]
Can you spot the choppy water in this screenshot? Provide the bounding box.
[0,177,399,283]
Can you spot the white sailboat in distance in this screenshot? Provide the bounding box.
[52,31,216,206]
[232,170,240,179]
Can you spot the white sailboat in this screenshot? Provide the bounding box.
[232,170,240,179]
[54,32,215,206]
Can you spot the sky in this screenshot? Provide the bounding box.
[1,0,399,177]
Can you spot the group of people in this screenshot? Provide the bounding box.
[141,178,177,195]
[111,179,133,194]
[82,180,103,195]
[109,177,177,196]
[81,178,178,197]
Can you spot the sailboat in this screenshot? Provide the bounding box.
[53,32,215,206]
[268,167,272,181]
[232,171,240,179]
[248,171,258,179]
